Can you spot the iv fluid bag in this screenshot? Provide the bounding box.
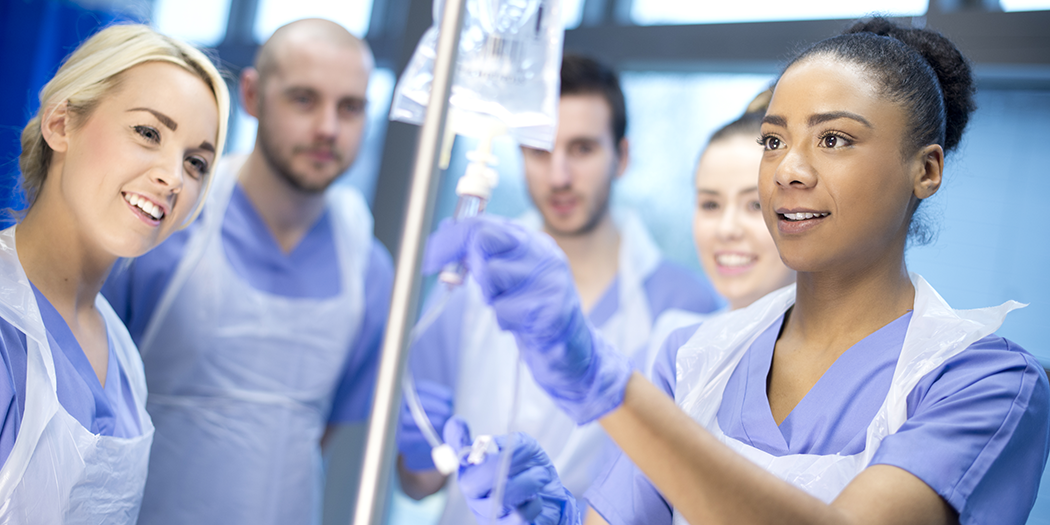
[389,0,563,150]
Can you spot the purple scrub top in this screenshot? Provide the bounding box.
[0,284,142,468]
[586,312,1050,525]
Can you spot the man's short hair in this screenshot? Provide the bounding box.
[560,54,627,149]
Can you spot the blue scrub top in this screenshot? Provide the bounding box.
[0,284,142,468]
[586,313,1050,525]
[408,258,721,393]
[102,184,394,424]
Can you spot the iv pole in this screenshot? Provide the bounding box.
[351,0,466,522]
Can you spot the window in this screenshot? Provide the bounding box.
[631,0,928,25]
[254,0,373,41]
[999,0,1050,11]
[562,0,585,29]
[153,0,232,46]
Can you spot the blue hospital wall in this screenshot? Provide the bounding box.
[905,88,1050,364]
[904,88,1050,525]
[0,0,138,225]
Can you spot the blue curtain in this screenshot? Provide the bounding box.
[0,0,141,226]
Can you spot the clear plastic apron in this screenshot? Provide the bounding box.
[670,274,1022,524]
[135,156,371,525]
[0,227,153,525]
[441,211,662,525]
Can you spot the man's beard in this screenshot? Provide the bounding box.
[257,121,349,194]
[543,181,613,238]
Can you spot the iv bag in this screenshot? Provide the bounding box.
[389,0,564,150]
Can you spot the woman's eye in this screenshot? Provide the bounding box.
[759,135,782,151]
[185,156,209,179]
[820,134,850,148]
[747,200,761,212]
[699,200,719,211]
[135,125,161,144]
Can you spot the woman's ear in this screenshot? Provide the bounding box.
[913,144,943,200]
[41,102,71,153]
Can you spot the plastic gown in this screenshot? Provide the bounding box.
[134,156,372,525]
[0,227,153,524]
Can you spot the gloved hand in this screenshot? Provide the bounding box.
[444,416,579,525]
[424,216,631,424]
[397,379,454,471]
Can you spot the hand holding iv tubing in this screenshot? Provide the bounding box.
[400,117,551,525]
[394,279,525,520]
[445,417,581,525]
[399,115,511,476]
[402,212,624,523]
[422,215,634,425]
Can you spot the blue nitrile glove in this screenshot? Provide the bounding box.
[444,416,580,525]
[397,379,454,471]
[424,216,632,424]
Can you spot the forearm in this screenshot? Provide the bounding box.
[396,455,448,500]
[584,507,611,525]
[597,373,857,525]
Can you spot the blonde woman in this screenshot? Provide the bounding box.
[0,24,228,523]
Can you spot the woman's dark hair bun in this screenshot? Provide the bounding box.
[845,18,976,153]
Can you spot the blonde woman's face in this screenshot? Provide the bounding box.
[47,61,218,258]
[693,136,795,310]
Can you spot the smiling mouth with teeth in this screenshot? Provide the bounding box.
[782,212,829,221]
[124,193,165,220]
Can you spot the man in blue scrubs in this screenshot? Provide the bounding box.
[397,55,720,524]
[102,19,393,525]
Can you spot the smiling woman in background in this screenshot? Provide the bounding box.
[0,24,227,523]
[692,91,795,312]
[641,93,796,374]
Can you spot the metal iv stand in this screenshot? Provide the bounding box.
[350,0,467,523]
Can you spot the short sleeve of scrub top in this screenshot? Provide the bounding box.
[0,285,142,468]
[102,184,393,425]
[584,324,699,525]
[586,313,1050,525]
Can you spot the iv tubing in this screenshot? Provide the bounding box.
[401,285,455,450]
[399,284,523,524]
[488,357,522,524]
